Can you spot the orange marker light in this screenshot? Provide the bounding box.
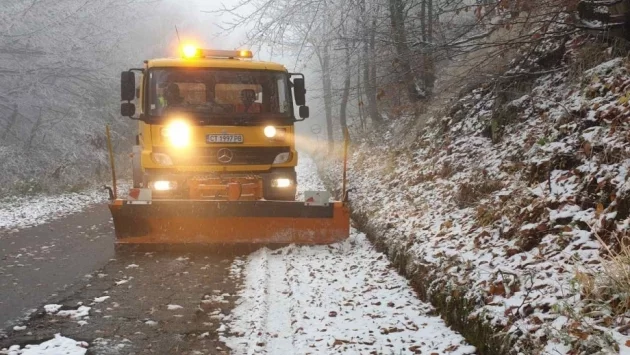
[239,50,253,58]
[182,45,200,58]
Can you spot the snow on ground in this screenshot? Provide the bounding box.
[0,334,88,355]
[222,154,474,355]
[316,55,630,353]
[223,233,475,355]
[0,189,105,231]
[0,182,130,232]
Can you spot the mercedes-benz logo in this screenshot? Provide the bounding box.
[217,148,233,164]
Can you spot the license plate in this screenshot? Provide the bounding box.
[206,134,244,143]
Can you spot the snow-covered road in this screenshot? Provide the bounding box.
[221,155,474,355]
[1,155,474,355]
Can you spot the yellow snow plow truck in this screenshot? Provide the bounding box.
[108,47,350,247]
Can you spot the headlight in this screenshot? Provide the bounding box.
[273,152,291,164]
[264,126,277,138]
[151,153,173,166]
[161,120,191,147]
[272,178,292,188]
[150,181,178,191]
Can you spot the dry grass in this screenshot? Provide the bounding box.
[576,232,630,322]
[593,237,630,316]
[567,41,613,84]
[455,176,504,208]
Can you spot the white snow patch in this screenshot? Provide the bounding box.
[167,304,183,310]
[1,334,88,355]
[93,296,110,303]
[56,306,90,319]
[115,278,131,286]
[43,304,62,314]
[0,188,106,231]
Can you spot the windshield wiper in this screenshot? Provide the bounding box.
[231,115,258,126]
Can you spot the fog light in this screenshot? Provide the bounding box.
[151,181,177,191]
[264,126,277,138]
[273,152,290,164]
[151,153,173,166]
[272,178,292,188]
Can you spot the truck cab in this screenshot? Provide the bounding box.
[120,48,309,201]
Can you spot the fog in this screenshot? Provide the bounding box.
[0,0,586,195]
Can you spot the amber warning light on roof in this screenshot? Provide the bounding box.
[181,46,253,60]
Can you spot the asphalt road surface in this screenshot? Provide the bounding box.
[0,205,114,327]
[0,205,242,354]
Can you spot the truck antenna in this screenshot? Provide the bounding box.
[175,26,182,45]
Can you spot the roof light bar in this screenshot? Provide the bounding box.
[181,48,253,59]
[201,49,253,59]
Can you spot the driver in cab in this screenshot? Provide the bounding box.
[236,89,262,113]
[159,83,184,109]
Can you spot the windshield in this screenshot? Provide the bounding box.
[147,68,291,120]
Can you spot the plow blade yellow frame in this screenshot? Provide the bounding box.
[109,200,350,245]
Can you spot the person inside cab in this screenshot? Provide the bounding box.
[163,83,184,107]
[236,89,262,113]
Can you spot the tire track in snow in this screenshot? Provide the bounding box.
[265,250,296,353]
[224,248,297,354]
[222,153,475,355]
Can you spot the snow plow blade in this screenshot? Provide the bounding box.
[108,200,350,246]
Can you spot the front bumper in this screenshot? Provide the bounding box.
[143,168,297,201]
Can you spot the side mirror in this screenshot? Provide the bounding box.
[121,71,135,101]
[299,106,309,119]
[121,102,136,117]
[293,78,306,106]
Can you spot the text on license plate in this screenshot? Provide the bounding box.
[207,134,244,143]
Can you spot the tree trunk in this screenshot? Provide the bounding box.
[427,0,433,43]
[356,56,366,132]
[321,43,334,152]
[424,0,435,95]
[421,0,427,42]
[25,107,43,150]
[339,44,351,133]
[361,0,383,127]
[363,29,382,126]
[389,0,421,102]
[1,104,18,141]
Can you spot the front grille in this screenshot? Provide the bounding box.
[153,146,290,165]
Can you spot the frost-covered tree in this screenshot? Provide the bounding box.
[0,0,185,195]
